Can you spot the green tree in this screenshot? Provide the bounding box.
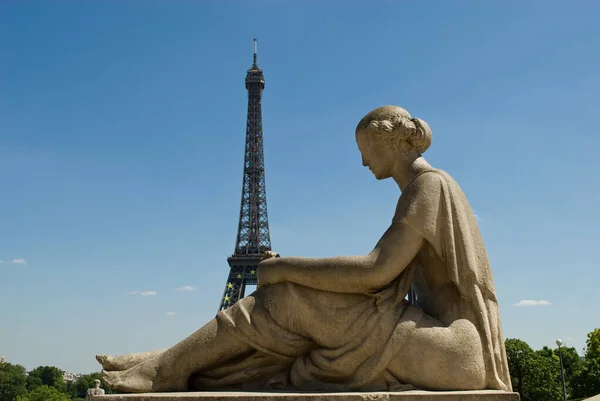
[18,385,69,401]
[0,363,27,401]
[584,328,600,361]
[505,338,534,400]
[64,380,77,400]
[26,367,66,394]
[571,358,600,399]
[571,328,600,399]
[527,351,563,401]
[537,345,554,358]
[505,339,566,401]
[24,376,41,392]
[557,346,583,378]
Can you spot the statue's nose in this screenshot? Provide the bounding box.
[362,157,368,167]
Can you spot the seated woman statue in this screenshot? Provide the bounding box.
[98,105,512,393]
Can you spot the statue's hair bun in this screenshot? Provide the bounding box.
[410,118,432,154]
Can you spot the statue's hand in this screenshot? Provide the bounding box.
[261,251,280,261]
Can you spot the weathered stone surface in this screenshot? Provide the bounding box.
[96,106,512,394]
[88,390,519,401]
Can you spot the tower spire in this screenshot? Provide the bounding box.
[218,39,271,311]
[253,38,258,67]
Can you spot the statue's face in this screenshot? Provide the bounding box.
[356,130,394,180]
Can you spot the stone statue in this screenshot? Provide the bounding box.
[97,105,512,394]
[86,379,105,400]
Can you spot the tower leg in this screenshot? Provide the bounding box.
[218,260,260,312]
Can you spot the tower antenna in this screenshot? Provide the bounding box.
[253,38,258,67]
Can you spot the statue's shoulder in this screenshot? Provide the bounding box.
[407,168,448,191]
[395,169,458,220]
[411,168,464,194]
[394,170,439,220]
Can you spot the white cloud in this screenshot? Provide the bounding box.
[165,312,176,316]
[176,285,196,292]
[0,258,26,265]
[128,291,157,296]
[565,337,576,347]
[513,299,551,307]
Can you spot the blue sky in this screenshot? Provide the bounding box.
[1,1,599,373]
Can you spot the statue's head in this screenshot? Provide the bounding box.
[94,379,101,388]
[355,105,432,180]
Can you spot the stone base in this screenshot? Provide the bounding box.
[87,390,519,401]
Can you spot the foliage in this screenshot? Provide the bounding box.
[0,363,27,401]
[505,339,564,401]
[571,358,600,399]
[527,350,563,401]
[557,345,583,379]
[585,328,600,361]
[24,376,41,393]
[0,364,116,401]
[505,328,600,401]
[505,338,534,400]
[16,385,69,401]
[26,366,66,393]
[570,328,600,399]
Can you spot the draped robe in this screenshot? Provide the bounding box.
[190,169,511,392]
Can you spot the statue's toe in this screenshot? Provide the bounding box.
[102,369,131,392]
[102,370,117,389]
[96,354,114,370]
[102,364,155,393]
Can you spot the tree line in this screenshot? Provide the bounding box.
[0,328,598,401]
[0,366,118,401]
[505,328,600,401]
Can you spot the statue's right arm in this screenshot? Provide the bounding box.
[257,221,424,293]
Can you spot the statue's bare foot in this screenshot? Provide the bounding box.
[96,349,166,371]
[102,358,160,393]
[152,363,189,392]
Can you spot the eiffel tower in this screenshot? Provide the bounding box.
[218,39,273,311]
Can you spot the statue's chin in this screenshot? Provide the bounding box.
[374,172,390,180]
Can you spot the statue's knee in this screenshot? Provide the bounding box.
[448,348,485,389]
[446,320,486,389]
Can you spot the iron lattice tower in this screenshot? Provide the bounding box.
[218,39,273,311]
